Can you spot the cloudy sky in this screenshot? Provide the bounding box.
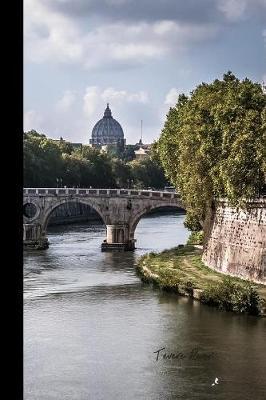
[24,0,266,145]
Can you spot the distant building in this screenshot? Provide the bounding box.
[134,139,151,160]
[52,137,82,150]
[262,81,266,94]
[89,104,126,150]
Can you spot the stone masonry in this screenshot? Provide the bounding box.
[202,199,266,284]
[23,188,182,251]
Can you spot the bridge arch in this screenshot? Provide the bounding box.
[42,198,107,233]
[129,203,185,242]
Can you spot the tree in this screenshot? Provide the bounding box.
[57,138,74,154]
[65,146,116,188]
[122,145,136,162]
[23,132,64,187]
[158,72,266,230]
[129,158,168,189]
[111,159,132,188]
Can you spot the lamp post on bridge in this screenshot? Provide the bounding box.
[127,179,134,189]
[56,178,63,188]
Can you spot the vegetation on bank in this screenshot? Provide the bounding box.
[186,231,204,245]
[23,131,168,189]
[136,245,266,316]
[157,71,266,231]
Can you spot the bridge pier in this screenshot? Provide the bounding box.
[101,224,135,251]
[23,223,49,250]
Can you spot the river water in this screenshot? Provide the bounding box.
[24,213,266,400]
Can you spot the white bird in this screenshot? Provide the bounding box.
[211,377,219,386]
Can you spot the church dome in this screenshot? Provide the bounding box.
[90,104,124,146]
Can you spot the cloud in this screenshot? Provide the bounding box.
[24,110,44,132]
[164,88,179,106]
[83,86,150,132]
[83,86,101,119]
[24,0,84,65]
[217,0,266,21]
[101,88,149,104]
[24,0,266,69]
[217,0,248,21]
[263,29,266,45]
[83,86,149,118]
[164,88,189,107]
[25,0,266,70]
[41,0,266,24]
[56,90,76,112]
[25,0,218,69]
[159,87,189,124]
[42,0,219,23]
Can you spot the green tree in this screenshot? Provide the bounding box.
[57,137,74,154]
[122,145,136,162]
[111,159,132,188]
[68,146,116,188]
[158,72,266,230]
[23,132,64,187]
[129,158,168,189]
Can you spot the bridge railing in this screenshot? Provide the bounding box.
[23,188,181,200]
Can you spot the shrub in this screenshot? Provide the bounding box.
[187,231,204,245]
[200,277,262,315]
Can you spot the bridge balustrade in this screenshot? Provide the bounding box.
[23,188,179,199]
[109,189,118,196]
[140,191,150,196]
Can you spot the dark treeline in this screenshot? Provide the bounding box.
[23,130,168,189]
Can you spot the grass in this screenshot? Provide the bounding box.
[136,245,266,316]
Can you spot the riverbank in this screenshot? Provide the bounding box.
[136,245,266,316]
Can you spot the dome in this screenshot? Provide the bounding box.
[90,104,125,146]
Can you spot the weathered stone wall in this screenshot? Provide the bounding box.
[202,199,266,284]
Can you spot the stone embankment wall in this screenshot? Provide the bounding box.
[202,199,266,284]
[48,202,101,226]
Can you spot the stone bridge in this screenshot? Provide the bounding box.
[23,188,184,250]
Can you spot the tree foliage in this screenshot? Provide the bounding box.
[129,158,168,189]
[158,72,266,230]
[23,131,168,189]
[23,131,64,187]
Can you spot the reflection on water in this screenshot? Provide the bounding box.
[24,213,266,400]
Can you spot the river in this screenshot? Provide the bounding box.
[24,213,266,400]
